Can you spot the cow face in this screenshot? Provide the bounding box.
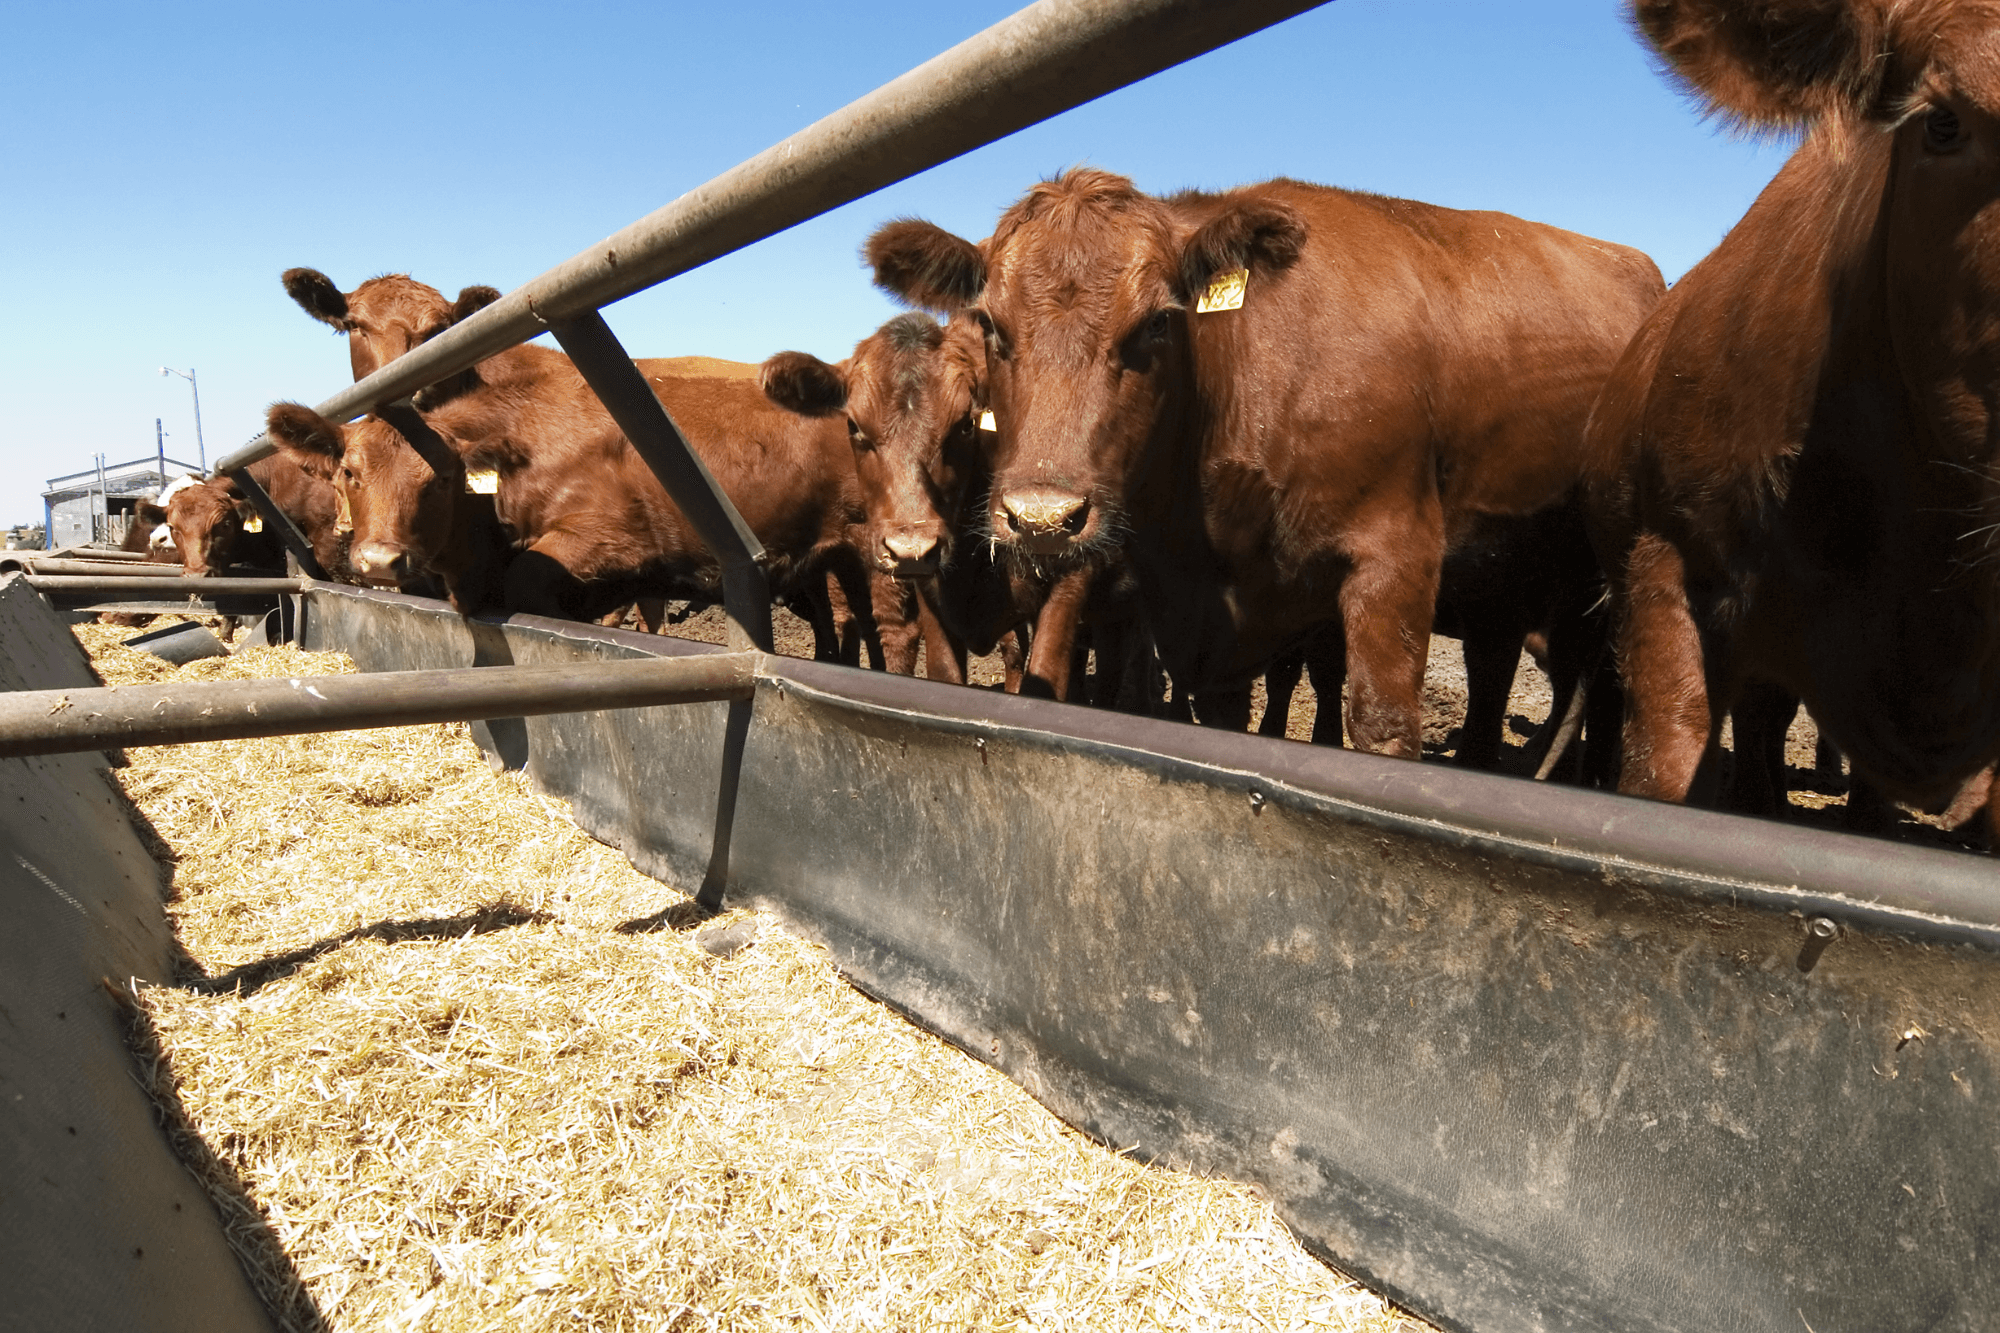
[1637,0,2000,513]
[761,313,984,578]
[866,170,1303,567]
[265,403,466,586]
[282,268,501,384]
[162,478,248,577]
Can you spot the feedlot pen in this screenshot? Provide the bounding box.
[6,0,2000,1327]
[10,574,1998,1333]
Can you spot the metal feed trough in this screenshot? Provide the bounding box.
[3,4,1995,1331]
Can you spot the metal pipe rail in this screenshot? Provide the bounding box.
[215,0,1325,481]
[25,576,304,596]
[16,559,189,578]
[0,652,758,758]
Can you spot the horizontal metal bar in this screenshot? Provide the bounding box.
[25,576,305,595]
[215,0,1327,474]
[0,652,759,758]
[20,559,187,578]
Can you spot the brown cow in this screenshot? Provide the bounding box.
[162,458,341,579]
[284,269,890,651]
[263,404,511,616]
[867,170,1663,757]
[1585,0,2000,833]
[763,313,1014,683]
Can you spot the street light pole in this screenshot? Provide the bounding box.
[159,366,205,471]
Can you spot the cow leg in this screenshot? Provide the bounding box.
[1191,684,1253,731]
[1843,775,1902,835]
[998,626,1029,693]
[869,570,920,675]
[635,597,668,634]
[1725,682,1796,819]
[1019,568,1093,700]
[914,582,968,684]
[827,563,886,668]
[1613,533,1716,800]
[1455,624,1522,770]
[1301,622,1346,746]
[1339,552,1437,760]
[1260,646,1305,737]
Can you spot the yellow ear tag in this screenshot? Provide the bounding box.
[334,488,353,534]
[466,469,500,495]
[978,410,996,432]
[242,513,263,533]
[1196,267,1248,314]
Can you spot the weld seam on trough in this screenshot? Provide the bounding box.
[761,666,2000,953]
[0,652,759,757]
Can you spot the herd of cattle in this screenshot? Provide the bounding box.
[124,0,2000,846]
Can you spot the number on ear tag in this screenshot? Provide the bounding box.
[1196,267,1248,314]
[466,469,500,495]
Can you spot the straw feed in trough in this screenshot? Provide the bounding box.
[75,620,1431,1332]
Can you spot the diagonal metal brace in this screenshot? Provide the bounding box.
[224,466,327,582]
[550,310,774,653]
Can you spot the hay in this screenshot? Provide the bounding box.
[77,618,1430,1332]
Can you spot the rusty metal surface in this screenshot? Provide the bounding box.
[299,580,2000,1333]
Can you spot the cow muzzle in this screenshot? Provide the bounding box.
[880,527,942,576]
[353,542,414,584]
[999,488,1089,555]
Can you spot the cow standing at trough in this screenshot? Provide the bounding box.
[1586,0,2000,835]
[867,170,1663,759]
[283,270,894,655]
[761,313,1040,688]
[262,405,511,616]
[160,459,343,580]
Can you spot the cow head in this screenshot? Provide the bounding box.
[282,268,501,386]
[265,402,467,587]
[1636,0,2000,518]
[161,475,252,576]
[866,169,1304,567]
[761,313,986,578]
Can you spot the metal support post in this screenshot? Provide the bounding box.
[224,467,327,581]
[550,311,774,654]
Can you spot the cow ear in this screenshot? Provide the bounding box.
[452,285,502,324]
[867,220,986,313]
[134,501,167,528]
[1177,201,1308,305]
[266,402,345,480]
[1630,0,1946,127]
[283,268,354,330]
[761,352,849,417]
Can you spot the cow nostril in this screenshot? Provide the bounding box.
[883,532,939,564]
[1001,489,1088,540]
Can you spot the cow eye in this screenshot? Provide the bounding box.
[848,423,875,452]
[1924,105,1965,153]
[1144,310,1171,341]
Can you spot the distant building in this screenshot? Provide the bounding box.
[42,455,202,550]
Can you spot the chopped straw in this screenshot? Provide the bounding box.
[75,618,1432,1333]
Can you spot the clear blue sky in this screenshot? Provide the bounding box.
[0,0,1790,529]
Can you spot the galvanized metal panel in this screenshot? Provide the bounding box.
[0,574,275,1333]
[301,583,2000,1333]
